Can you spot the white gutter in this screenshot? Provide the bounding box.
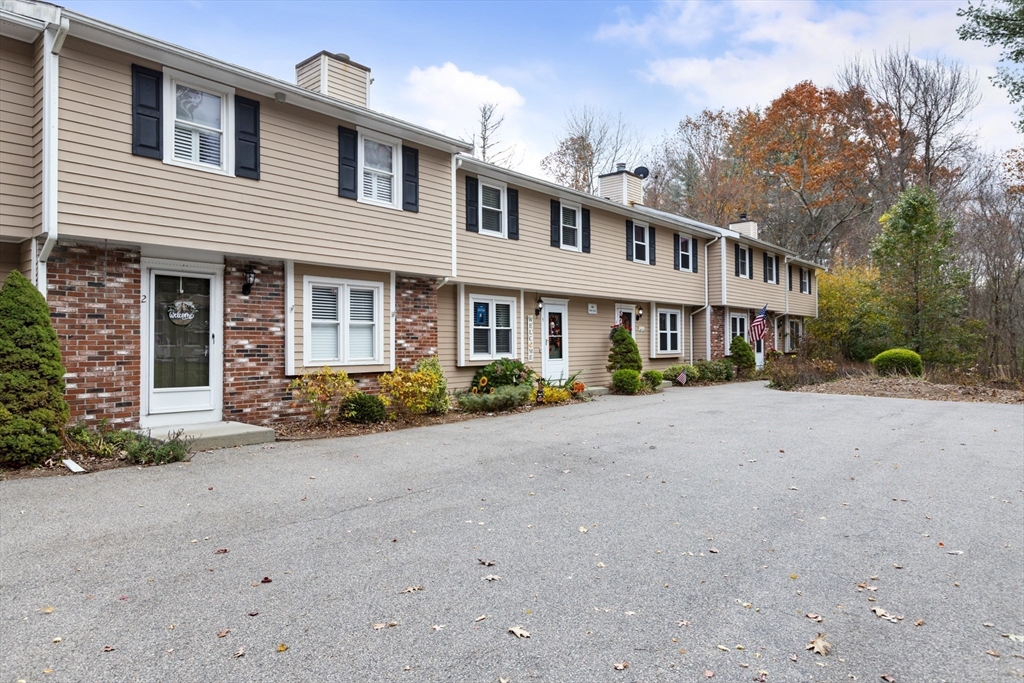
[37,13,69,297]
[689,235,721,363]
[452,156,460,277]
[457,283,465,366]
[389,271,396,371]
[284,260,295,374]
[720,238,728,306]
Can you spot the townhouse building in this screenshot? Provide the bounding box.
[0,0,820,432]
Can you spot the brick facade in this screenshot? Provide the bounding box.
[48,242,142,427]
[222,258,305,424]
[394,276,438,369]
[709,306,726,359]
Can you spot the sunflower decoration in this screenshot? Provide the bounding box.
[479,376,488,387]
[471,386,479,394]
[489,387,495,394]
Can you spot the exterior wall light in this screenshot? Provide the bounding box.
[535,298,544,316]
[242,266,256,296]
[635,305,644,320]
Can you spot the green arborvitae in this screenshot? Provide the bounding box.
[0,271,69,466]
[729,335,756,372]
[606,326,643,373]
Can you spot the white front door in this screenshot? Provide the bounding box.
[542,301,568,382]
[755,338,764,369]
[141,261,223,427]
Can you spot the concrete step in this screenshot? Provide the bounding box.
[149,421,276,451]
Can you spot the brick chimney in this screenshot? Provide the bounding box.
[729,213,758,239]
[597,163,644,206]
[295,51,371,108]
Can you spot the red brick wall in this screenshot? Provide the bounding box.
[222,259,305,424]
[394,276,439,368]
[48,242,142,427]
[710,306,726,359]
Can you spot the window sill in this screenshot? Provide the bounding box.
[632,259,649,265]
[357,196,401,211]
[479,229,507,240]
[469,352,517,363]
[307,358,384,367]
[560,244,582,253]
[162,157,234,177]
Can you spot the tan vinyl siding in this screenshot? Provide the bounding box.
[0,37,37,242]
[724,240,786,312]
[436,282,462,383]
[295,58,321,93]
[597,174,623,203]
[690,307,708,361]
[788,267,818,317]
[1,241,24,280]
[707,238,723,304]
[292,263,391,373]
[325,59,367,107]
[456,171,706,304]
[626,178,642,206]
[56,38,453,276]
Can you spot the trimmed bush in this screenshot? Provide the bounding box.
[288,367,355,423]
[458,384,532,412]
[871,348,923,377]
[642,370,664,391]
[664,363,699,384]
[694,359,728,382]
[340,392,387,423]
[0,271,69,467]
[606,326,643,373]
[471,358,535,392]
[729,336,756,373]
[719,358,735,381]
[611,368,642,395]
[414,356,451,414]
[379,357,450,415]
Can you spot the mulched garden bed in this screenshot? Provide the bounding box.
[795,376,1023,405]
[0,452,143,482]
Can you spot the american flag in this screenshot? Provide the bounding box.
[749,305,768,342]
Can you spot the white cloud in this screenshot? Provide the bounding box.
[595,0,724,46]
[601,0,1020,152]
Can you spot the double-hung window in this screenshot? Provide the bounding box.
[730,313,747,347]
[765,252,777,283]
[164,70,234,174]
[800,268,811,294]
[678,234,695,272]
[305,277,383,365]
[736,245,752,278]
[632,222,649,263]
[479,179,506,237]
[471,295,516,360]
[359,130,401,209]
[561,202,581,251]
[658,309,681,354]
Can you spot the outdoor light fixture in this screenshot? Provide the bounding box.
[535,298,544,316]
[242,266,256,296]
[274,91,287,104]
[635,305,644,320]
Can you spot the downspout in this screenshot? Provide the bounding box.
[452,156,460,277]
[37,14,69,296]
[688,235,721,363]
[783,256,790,352]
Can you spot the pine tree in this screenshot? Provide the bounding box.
[0,271,69,466]
[606,326,643,373]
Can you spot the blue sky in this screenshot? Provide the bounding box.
[63,0,1022,176]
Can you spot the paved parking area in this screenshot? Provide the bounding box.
[1,382,1022,682]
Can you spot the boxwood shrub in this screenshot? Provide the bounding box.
[340,392,387,423]
[611,369,642,395]
[871,348,923,377]
[642,370,664,391]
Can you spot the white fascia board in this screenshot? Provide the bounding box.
[62,11,473,154]
[458,157,721,239]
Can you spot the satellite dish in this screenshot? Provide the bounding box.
[633,166,650,179]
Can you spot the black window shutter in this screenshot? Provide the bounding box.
[550,200,561,247]
[338,126,358,199]
[465,176,479,232]
[775,255,780,285]
[789,264,793,291]
[808,271,813,295]
[735,243,741,276]
[581,208,590,252]
[234,95,260,180]
[673,233,681,270]
[693,239,699,273]
[626,220,634,261]
[402,145,419,212]
[747,249,753,278]
[507,188,519,240]
[763,252,769,282]
[131,64,162,159]
[649,226,656,265]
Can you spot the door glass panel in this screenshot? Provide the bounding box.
[154,274,211,389]
[547,311,563,360]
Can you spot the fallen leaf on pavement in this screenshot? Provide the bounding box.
[215,548,229,554]
[500,678,510,683]
[881,676,895,682]
[277,643,289,652]
[948,550,963,555]
[892,563,903,569]
[807,633,831,656]
[372,623,386,630]
[399,585,423,594]
[248,611,259,617]
[717,644,730,651]
[790,654,798,662]
[914,619,924,626]
[984,622,995,627]
[261,577,272,583]
[102,646,115,652]
[232,647,245,658]
[579,526,588,533]
[677,620,691,627]
[871,606,902,623]
[477,558,495,567]
[709,547,719,554]
[789,486,798,491]
[217,629,230,638]
[613,661,629,670]
[473,615,487,622]
[806,613,823,623]
[1004,633,1024,642]
[986,649,999,657]
[704,670,715,678]
[52,637,61,643]
[431,624,445,631]
[482,575,501,582]
[42,606,54,614]
[508,626,530,638]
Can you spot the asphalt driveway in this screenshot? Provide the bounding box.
[1,382,1022,682]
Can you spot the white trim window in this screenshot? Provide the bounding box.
[800,268,811,294]
[678,234,695,272]
[358,129,402,209]
[560,202,582,251]
[479,178,506,237]
[470,295,516,360]
[788,318,802,351]
[632,222,649,264]
[729,313,748,352]
[737,246,752,279]
[657,309,681,354]
[163,69,234,174]
[304,276,384,365]
[765,252,777,284]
